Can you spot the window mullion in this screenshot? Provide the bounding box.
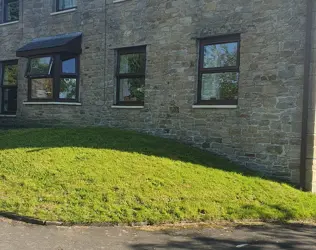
[53,54,61,101]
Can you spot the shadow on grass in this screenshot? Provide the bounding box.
[129,223,316,249]
[0,127,270,178]
[0,127,292,184]
[232,204,302,222]
[0,127,314,225]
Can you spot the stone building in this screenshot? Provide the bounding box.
[0,0,315,192]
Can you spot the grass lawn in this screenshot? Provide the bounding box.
[0,128,316,224]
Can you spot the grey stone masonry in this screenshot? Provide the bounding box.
[306,0,316,192]
[0,0,312,189]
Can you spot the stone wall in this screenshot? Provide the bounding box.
[306,0,316,192]
[0,0,309,185]
[16,0,106,127]
[104,0,306,184]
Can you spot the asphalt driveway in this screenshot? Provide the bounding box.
[1,218,316,249]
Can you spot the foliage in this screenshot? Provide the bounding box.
[4,65,18,86]
[220,82,238,100]
[203,43,239,100]
[59,78,76,99]
[203,43,237,68]
[129,78,144,101]
[0,128,316,224]
[29,57,52,76]
[120,54,145,101]
[6,1,19,22]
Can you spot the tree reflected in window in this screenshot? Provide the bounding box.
[198,35,240,105]
[4,0,19,23]
[116,46,146,106]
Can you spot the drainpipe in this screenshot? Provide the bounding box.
[103,0,107,105]
[300,0,313,190]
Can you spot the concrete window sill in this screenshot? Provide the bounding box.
[50,8,77,16]
[0,114,17,118]
[113,0,129,3]
[23,102,82,106]
[0,21,19,27]
[111,105,144,109]
[192,105,238,109]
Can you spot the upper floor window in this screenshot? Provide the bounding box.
[56,0,76,12]
[197,34,240,106]
[0,60,18,114]
[116,46,146,106]
[26,55,79,102]
[3,0,19,23]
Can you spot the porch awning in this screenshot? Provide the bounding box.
[16,32,82,57]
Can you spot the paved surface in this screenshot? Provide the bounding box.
[1,218,316,250]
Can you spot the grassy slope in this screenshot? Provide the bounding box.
[0,128,316,224]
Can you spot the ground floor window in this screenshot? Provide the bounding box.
[198,34,240,105]
[116,46,146,106]
[26,54,79,102]
[0,60,18,114]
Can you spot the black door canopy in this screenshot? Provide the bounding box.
[16,32,82,57]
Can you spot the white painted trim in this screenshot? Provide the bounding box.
[111,105,144,109]
[0,114,16,118]
[23,102,82,106]
[0,21,19,27]
[50,8,77,16]
[113,0,128,3]
[192,105,238,109]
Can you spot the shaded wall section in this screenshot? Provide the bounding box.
[306,0,316,192]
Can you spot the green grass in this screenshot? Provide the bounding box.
[0,128,316,224]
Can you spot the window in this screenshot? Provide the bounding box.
[56,0,76,11]
[27,57,53,76]
[0,60,18,114]
[3,0,19,23]
[198,34,240,105]
[26,55,79,102]
[59,55,78,99]
[116,46,146,106]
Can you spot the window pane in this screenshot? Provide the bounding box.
[119,53,146,74]
[3,64,18,86]
[201,73,239,101]
[62,58,76,74]
[31,78,53,99]
[4,0,19,22]
[203,42,238,68]
[28,57,53,76]
[59,78,77,99]
[59,0,76,10]
[119,78,145,102]
[3,88,17,113]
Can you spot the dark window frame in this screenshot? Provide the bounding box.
[3,0,19,23]
[26,54,80,102]
[197,34,240,106]
[56,0,77,12]
[0,60,18,114]
[116,46,146,106]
